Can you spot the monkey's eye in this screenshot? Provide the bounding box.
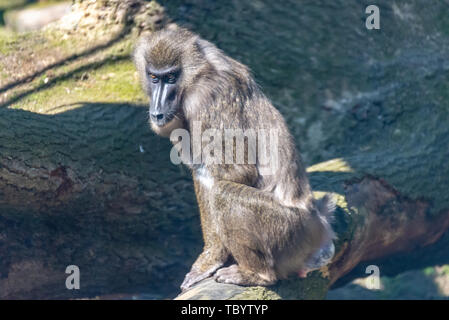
[166,73,177,84]
[149,73,159,83]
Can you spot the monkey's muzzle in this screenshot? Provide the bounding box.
[149,111,173,127]
[149,78,177,127]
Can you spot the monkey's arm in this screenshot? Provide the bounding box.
[180,178,230,291]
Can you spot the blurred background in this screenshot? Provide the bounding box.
[1,0,449,299]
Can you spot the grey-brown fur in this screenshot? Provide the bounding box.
[134,26,335,290]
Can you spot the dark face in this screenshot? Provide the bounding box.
[146,66,180,127]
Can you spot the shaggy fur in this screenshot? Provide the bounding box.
[134,27,335,289]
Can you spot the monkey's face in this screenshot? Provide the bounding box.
[134,28,205,136]
[146,65,181,127]
[144,60,188,137]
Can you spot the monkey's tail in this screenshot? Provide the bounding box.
[301,194,337,274]
[315,193,337,241]
[315,193,336,225]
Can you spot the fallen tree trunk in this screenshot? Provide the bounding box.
[1,0,449,299]
[165,0,449,299]
[0,0,198,299]
[0,102,205,299]
[176,160,449,300]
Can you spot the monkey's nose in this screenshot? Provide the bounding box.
[150,113,165,121]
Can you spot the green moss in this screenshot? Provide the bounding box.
[0,26,28,54]
[270,274,329,300]
[8,58,146,113]
[307,158,355,174]
[22,0,69,10]
[0,0,27,10]
[3,28,146,113]
[423,267,436,277]
[440,265,449,276]
[232,287,281,300]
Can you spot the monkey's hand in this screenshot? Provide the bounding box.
[180,266,220,291]
[180,247,228,291]
[214,264,277,286]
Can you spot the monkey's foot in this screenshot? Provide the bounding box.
[214,264,276,286]
[180,263,223,291]
[297,270,309,278]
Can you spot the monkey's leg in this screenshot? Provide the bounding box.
[212,202,279,286]
[180,179,230,291]
[181,246,229,290]
[212,180,327,286]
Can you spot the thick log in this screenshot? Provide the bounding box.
[176,162,449,300]
[1,0,449,299]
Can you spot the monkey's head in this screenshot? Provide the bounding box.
[134,27,210,137]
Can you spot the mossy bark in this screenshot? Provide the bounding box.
[2,0,449,299]
[0,103,203,299]
[168,0,449,299]
[176,168,449,300]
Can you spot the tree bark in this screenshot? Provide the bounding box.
[1,0,449,299]
[176,163,449,300]
[0,103,203,299]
